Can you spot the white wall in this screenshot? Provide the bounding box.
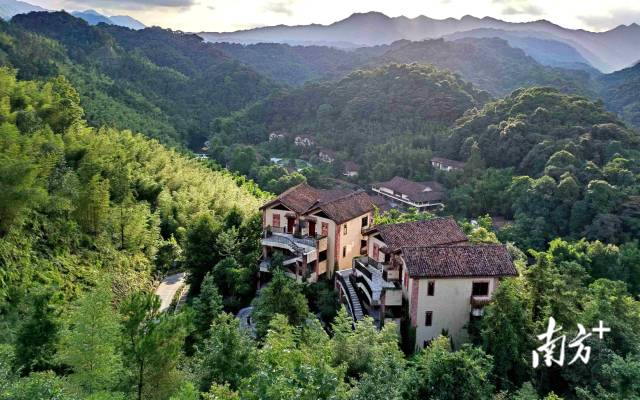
[412,276,499,349]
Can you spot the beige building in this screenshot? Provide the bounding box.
[337,218,517,350]
[259,183,374,283]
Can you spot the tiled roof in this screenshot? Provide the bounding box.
[374,218,468,252]
[261,183,373,223]
[313,191,374,224]
[401,245,517,278]
[373,176,443,203]
[260,183,321,213]
[431,157,466,169]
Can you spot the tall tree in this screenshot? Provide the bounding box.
[57,281,122,395]
[411,336,494,400]
[120,291,191,400]
[195,313,255,391]
[251,271,309,338]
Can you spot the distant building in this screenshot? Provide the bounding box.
[294,135,315,147]
[431,157,465,172]
[371,176,444,211]
[269,132,286,141]
[259,183,375,283]
[337,218,517,349]
[343,161,360,177]
[318,149,336,163]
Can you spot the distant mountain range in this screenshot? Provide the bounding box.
[0,0,44,18]
[200,11,640,73]
[0,0,145,30]
[70,10,145,30]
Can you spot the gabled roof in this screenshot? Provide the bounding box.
[401,245,517,278]
[371,217,468,252]
[310,191,374,224]
[372,176,444,203]
[261,183,373,223]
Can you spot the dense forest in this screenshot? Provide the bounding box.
[0,12,276,148]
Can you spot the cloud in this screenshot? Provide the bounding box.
[65,0,196,10]
[263,0,294,16]
[579,8,640,30]
[492,0,544,16]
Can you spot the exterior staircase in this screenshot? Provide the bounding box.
[336,270,364,322]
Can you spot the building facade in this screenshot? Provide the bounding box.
[336,218,517,350]
[259,183,374,283]
[431,157,466,172]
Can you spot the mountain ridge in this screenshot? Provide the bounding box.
[199,11,640,73]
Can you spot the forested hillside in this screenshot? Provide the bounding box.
[212,63,489,179]
[371,38,595,97]
[445,87,640,248]
[210,42,372,86]
[0,12,277,148]
[0,67,268,397]
[597,62,640,130]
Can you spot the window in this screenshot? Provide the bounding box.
[373,243,379,260]
[472,282,490,296]
[427,281,435,296]
[343,224,348,235]
[272,214,280,228]
[321,222,328,237]
[361,216,369,228]
[319,250,327,262]
[342,246,347,258]
[425,311,433,326]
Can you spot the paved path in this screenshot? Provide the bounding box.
[237,306,256,337]
[155,272,186,312]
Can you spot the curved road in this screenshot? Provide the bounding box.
[155,272,186,312]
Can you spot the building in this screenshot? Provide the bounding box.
[259,183,375,283]
[343,161,360,177]
[371,176,444,211]
[336,218,517,350]
[269,132,286,141]
[318,149,336,163]
[294,135,315,147]
[431,157,465,172]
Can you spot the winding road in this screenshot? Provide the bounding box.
[155,272,186,312]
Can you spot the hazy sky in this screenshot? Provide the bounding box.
[30,0,640,32]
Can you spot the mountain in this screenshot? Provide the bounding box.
[71,9,146,30]
[210,42,372,86]
[369,38,595,97]
[0,0,45,19]
[597,62,640,129]
[200,12,640,73]
[2,11,277,148]
[109,15,145,30]
[443,28,596,72]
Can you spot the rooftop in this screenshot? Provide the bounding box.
[401,245,517,278]
[372,176,444,203]
[371,217,468,252]
[261,183,374,223]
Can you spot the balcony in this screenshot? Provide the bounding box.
[353,257,402,307]
[261,227,320,256]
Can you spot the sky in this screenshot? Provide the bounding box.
[27,0,640,33]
